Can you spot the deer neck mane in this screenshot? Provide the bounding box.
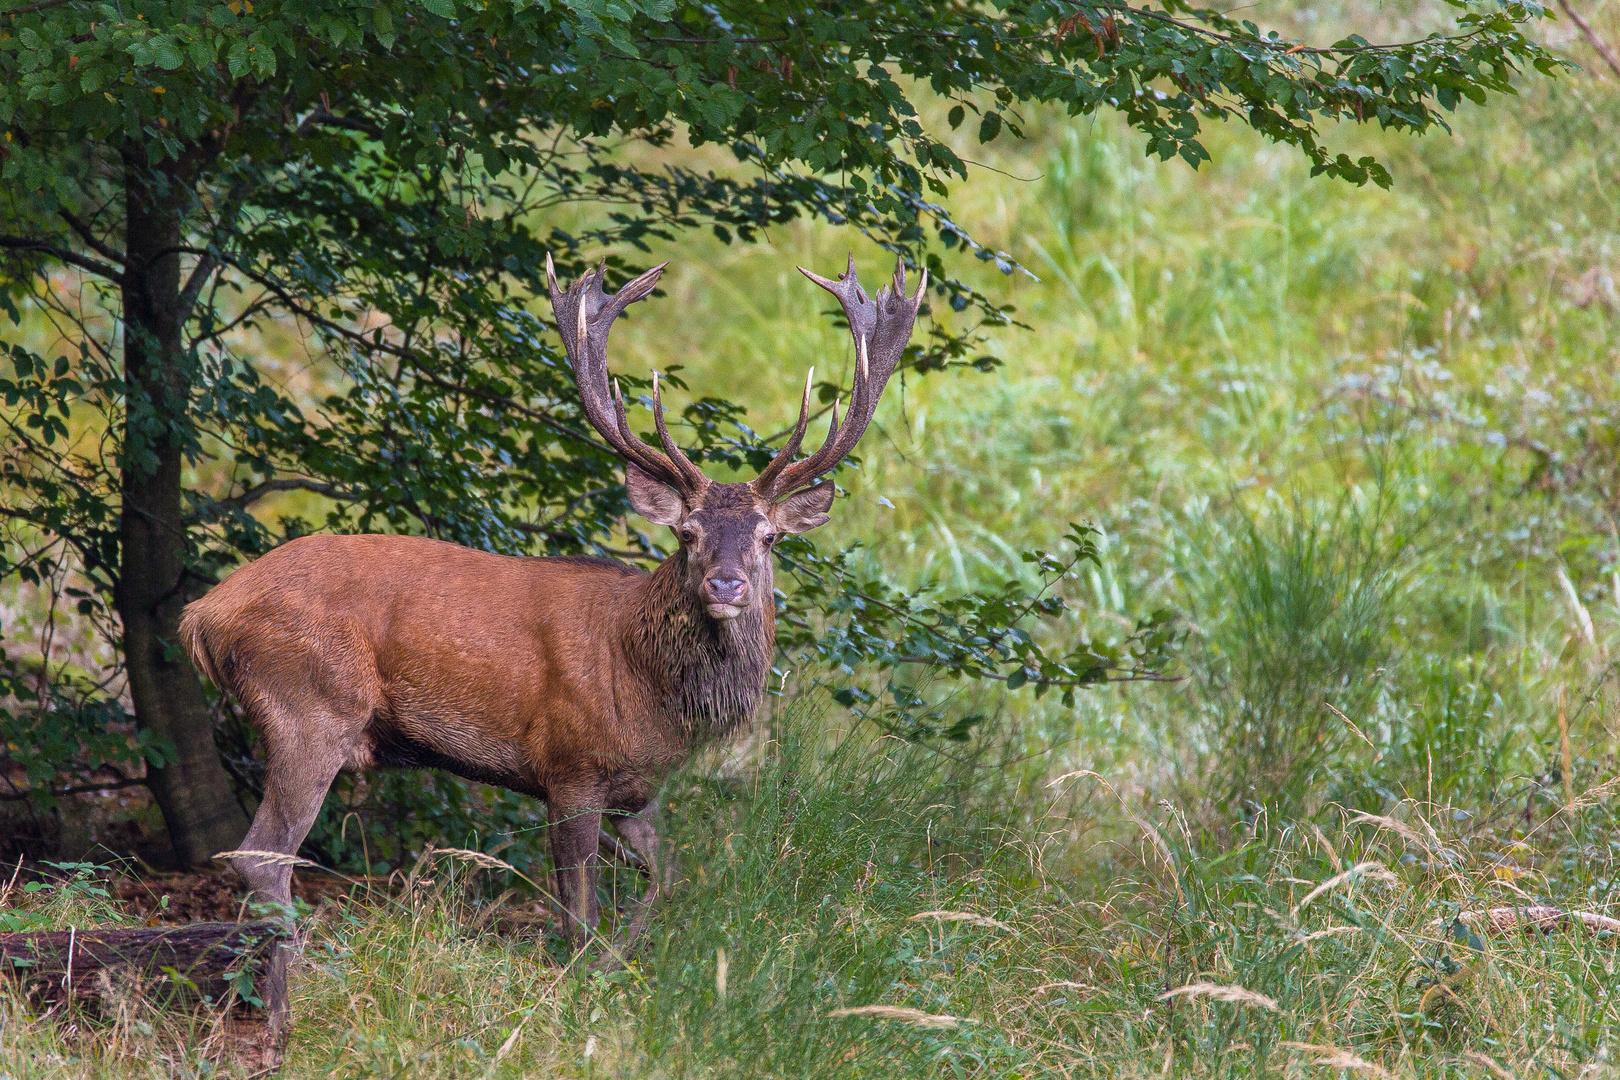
[624,550,772,744]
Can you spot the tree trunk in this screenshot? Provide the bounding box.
[117,144,250,869]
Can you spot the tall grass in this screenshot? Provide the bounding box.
[1170,485,1413,812]
[11,703,1620,1077]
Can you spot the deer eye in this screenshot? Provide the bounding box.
[678,527,695,544]
[762,533,777,547]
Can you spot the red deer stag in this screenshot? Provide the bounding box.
[180,254,924,949]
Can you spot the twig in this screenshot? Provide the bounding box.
[1558,0,1620,78]
[3,0,77,15]
[56,209,127,268]
[0,777,148,802]
[177,175,253,321]
[295,106,384,139]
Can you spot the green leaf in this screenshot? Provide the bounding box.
[373,6,395,48]
[152,36,185,70]
[977,110,1001,144]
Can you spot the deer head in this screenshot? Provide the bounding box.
[546,253,926,622]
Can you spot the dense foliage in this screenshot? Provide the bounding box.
[0,0,1561,865]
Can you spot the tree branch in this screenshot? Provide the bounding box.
[186,248,615,453]
[188,294,277,349]
[0,235,125,282]
[56,209,127,267]
[2,0,77,16]
[219,477,359,510]
[178,175,253,321]
[295,106,384,138]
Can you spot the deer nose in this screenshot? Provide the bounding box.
[704,577,749,605]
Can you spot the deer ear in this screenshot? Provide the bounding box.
[773,480,835,533]
[626,463,685,526]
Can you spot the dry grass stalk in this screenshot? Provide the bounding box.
[1293,861,1398,914]
[428,846,546,895]
[1323,699,1375,747]
[431,847,522,874]
[909,910,1014,932]
[1558,687,1575,810]
[1461,1050,1518,1079]
[827,1005,971,1028]
[1157,983,1279,1011]
[211,849,320,870]
[1031,981,1094,994]
[1281,1042,1391,1076]
[1532,774,1620,839]
[1556,568,1598,649]
[1308,822,1345,872]
[492,1013,529,1066]
[1558,0,1620,78]
[1346,812,1432,851]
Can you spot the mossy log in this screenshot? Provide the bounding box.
[1,920,290,1072]
[0,920,286,1009]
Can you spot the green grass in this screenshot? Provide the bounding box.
[8,2,1620,1074]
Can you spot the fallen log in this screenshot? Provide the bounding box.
[0,920,287,1009]
[1451,906,1620,937]
[1,921,290,1072]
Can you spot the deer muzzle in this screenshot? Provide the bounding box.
[703,576,749,618]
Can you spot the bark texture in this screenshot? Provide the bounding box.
[116,145,249,868]
[0,920,286,1008]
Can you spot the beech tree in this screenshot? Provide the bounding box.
[0,0,1559,866]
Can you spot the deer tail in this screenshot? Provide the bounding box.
[178,602,225,689]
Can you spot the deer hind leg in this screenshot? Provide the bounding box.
[230,697,368,1041]
[232,703,366,905]
[234,739,347,907]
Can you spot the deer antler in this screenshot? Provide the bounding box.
[753,254,927,499]
[547,254,708,497]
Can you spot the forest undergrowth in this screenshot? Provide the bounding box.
[7,0,1620,1073]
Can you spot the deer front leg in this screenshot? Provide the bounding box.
[611,806,667,949]
[548,801,603,943]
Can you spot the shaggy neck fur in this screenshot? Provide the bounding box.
[624,550,772,744]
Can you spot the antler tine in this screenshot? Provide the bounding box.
[651,371,707,489]
[611,377,636,447]
[752,366,815,493]
[546,255,703,496]
[758,254,924,498]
